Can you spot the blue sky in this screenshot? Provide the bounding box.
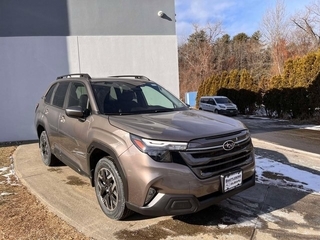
[175,0,315,40]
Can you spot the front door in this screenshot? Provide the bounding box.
[58,82,91,174]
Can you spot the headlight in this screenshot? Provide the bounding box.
[218,104,226,109]
[130,134,187,162]
[244,129,250,139]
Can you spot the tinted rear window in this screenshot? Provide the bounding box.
[52,82,69,108]
[44,83,57,104]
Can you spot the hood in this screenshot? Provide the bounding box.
[221,103,235,106]
[219,103,237,109]
[109,110,246,141]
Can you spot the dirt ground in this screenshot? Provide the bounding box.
[0,146,92,240]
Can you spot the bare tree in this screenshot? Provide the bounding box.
[260,0,290,75]
[178,23,223,98]
[291,0,320,52]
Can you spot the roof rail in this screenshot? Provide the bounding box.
[56,73,91,80]
[109,75,150,81]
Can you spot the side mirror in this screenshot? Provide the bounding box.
[65,106,84,118]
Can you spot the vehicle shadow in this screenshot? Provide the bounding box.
[172,183,309,226]
[118,183,312,239]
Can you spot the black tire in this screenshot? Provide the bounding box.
[214,109,218,114]
[39,131,59,166]
[94,157,133,220]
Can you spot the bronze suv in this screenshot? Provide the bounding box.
[34,74,255,220]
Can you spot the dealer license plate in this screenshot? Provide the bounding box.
[222,170,242,192]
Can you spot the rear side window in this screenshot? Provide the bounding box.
[44,84,57,104]
[52,82,69,108]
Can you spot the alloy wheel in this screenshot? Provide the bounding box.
[97,168,118,211]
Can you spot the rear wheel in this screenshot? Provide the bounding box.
[94,157,133,220]
[39,131,59,166]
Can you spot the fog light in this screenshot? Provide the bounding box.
[145,187,157,205]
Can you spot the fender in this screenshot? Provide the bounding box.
[87,141,129,200]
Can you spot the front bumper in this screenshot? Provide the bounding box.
[127,172,255,216]
[218,109,238,116]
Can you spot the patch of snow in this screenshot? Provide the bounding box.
[0,159,20,189]
[0,167,9,173]
[303,125,320,131]
[217,224,228,229]
[283,124,320,131]
[1,192,14,196]
[259,212,280,223]
[255,155,320,195]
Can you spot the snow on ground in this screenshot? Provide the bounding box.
[0,159,20,187]
[255,155,320,195]
[219,154,320,228]
[301,125,320,131]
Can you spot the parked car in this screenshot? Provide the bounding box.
[199,96,238,116]
[34,74,255,220]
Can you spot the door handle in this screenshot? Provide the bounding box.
[60,115,65,123]
[44,109,49,114]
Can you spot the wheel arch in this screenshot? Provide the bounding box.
[87,142,128,200]
[36,124,45,139]
[36,124,46,149]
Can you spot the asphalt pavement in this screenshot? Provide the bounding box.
[13,138,320,240]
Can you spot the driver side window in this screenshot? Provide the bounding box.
[208,99,215,105]
[67,82,91,112]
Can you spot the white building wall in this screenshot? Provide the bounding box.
[0,35,179,142]
[0,37,69,142]
[0,0,178,142]
[76,36,179,95]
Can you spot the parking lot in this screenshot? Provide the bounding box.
[12,133,320,240]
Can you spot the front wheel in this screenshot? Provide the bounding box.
[39,131,59,166]
[94,157,133,220]
[214,109,219,114]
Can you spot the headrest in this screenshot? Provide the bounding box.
[121,90,134,101]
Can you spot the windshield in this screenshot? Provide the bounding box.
[91,80,188,115]
[215,98,232,104]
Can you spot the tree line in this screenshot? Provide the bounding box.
[179,0,320,119]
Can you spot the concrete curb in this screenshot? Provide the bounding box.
[252,138,320,159]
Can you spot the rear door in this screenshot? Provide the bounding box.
[43,82,69,156]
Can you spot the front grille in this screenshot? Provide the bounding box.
[175,130,254,179]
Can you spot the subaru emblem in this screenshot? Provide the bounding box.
[223,140,235,151]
